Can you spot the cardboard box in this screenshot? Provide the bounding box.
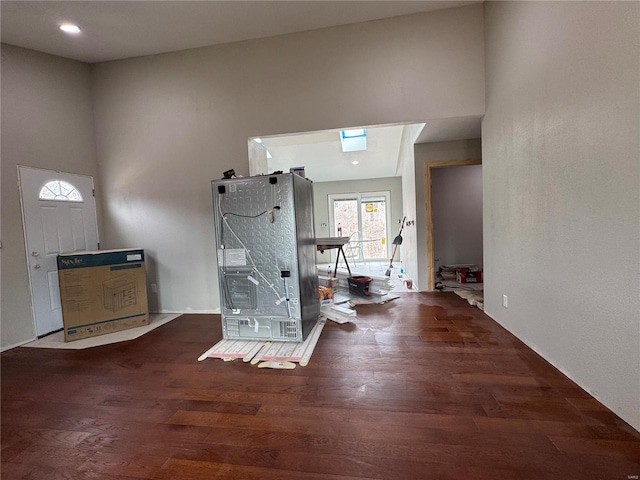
[456,269,482,284]
[290,166,306,178]
[57,249,149,342]
[318,286,334,305]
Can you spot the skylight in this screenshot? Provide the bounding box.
[253,137,272,159]
[340,129,367,152]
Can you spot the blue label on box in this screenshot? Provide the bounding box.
[58,250,144,269]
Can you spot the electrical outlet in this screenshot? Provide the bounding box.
[151,283,158,293]
[502,294,508,308]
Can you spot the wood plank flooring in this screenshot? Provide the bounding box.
[2,292,639,479]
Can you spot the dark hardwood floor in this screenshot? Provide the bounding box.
[2,292,639,479]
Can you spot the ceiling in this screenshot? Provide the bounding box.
[263,124,409,183]
[1,1,479,64]
[2,1,482,183]
[262,116,481,182]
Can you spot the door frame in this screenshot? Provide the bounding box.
[17,165,100,337]
[425,158,481,291]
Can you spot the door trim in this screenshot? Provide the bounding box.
[425,158,481,291]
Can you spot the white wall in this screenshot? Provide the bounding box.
[432,165,483,271]
[483,1,640,431]
[0,45,102,350]
[90,5,485,314]
[399,125,425,288]
[414,139,482,290]
[312,177,403,264]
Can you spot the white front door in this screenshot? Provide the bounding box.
[18,166,99,336]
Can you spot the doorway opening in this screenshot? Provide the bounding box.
[425,159,482,291]
[246,121,425,287]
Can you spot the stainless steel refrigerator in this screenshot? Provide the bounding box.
[212,173,319,341]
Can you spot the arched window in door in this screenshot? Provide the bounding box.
[38,180,83,202]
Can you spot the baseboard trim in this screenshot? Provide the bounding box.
[1,337,37,352]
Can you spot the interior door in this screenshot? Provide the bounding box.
[18,166,99,336]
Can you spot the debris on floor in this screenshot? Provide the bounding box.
[318,268,394,293]
[318,267,401,306]
[333,291,400,306]
[436,264,484,292]
[320,304,356,324]
[454,289,484,311]
[198,317,327,368]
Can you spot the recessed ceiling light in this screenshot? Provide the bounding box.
[351,160,359,165]
[59,23,81,35]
